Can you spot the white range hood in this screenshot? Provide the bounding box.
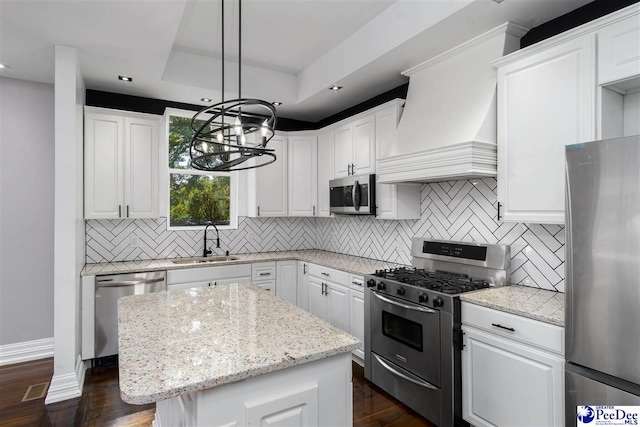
[377,23,528,184]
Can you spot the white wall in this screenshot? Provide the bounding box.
[46,45,86,404]
[0,77,55,346]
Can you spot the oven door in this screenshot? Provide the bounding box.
[370,291,441,387]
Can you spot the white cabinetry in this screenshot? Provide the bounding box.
[154,352,352,427]
[167,264,252,290]
[252,262,275,294]
[495,35,595,224]
[461,302,564,427]
[317,130,334,217]
[84,107,159,219]
[333,114,376,178]
[597,14,640,85]
[376,183,421,220]
[255,135,287,217]
[297,261,309,310]
[307,264,349,332]
[288,135,318,216]
[348,275,365,362]
[374,100,420,220]
[276,260,297,305]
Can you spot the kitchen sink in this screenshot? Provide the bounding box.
[170,256,239,265]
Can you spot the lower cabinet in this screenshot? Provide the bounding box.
[252,262,276,295]
[297,261,309,310]
[254,280,275,294]
[461,302,564,427]
[276,260,297,305]
[167,264,252,290]
[349,287,364,361]
[154,353,352,427]
[308,276,349,332]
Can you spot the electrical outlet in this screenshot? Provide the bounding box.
[130,234,139,248]
[246,232,255,243]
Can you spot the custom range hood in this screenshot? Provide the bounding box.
[377,23,528,184]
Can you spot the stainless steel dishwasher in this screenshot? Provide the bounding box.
[95,270,166,358]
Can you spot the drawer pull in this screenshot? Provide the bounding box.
[259,272,271,276]
[491,323,515,332]
[321,272,330,277]
[352,281,362,286]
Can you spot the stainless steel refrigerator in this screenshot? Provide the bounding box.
[565,135,640,426]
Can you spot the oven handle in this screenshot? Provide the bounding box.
[373,354,438,390]
[372,292,437,313]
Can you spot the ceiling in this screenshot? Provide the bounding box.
[0,0,593,122]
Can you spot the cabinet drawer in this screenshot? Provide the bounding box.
[252,262,276,281]
[255,280,275,295]
[462,302,564,355]
[308,264,348,284]
[349,274,364,291]
[167,264,252,285]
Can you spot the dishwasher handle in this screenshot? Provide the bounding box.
[96,277,165,287]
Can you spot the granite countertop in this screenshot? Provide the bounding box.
[460,285,564,327]
[82,249,405,277]
[118,283,359,405]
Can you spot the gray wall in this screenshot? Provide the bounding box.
[0,77,55,345]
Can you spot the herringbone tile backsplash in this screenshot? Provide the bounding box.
[86,216,317,263]
[86,178,565,292]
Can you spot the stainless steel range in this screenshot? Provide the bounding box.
[364,238,510,427]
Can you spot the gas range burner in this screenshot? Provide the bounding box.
[374,267,490,294]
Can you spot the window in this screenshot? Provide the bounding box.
[167,113,236,229]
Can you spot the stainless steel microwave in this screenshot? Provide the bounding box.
[329,174,376,215]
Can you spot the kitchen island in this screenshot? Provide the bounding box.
[118,283,359,427]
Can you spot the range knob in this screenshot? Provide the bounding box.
[366,279,377,288]
[433,297,444,308]
[418,293,428,303]
[397,287,406,296]
[377,281,386,291]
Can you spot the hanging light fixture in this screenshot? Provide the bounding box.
[189,0,277,172]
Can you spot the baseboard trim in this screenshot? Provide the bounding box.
[0,337,54,366]
[45,355,86,404]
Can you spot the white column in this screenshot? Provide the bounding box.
[46,45,86,404]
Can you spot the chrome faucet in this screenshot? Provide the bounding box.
[203,223,220,257]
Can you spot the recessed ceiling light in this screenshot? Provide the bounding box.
[329,85,343,91]
[272,101,282,106]
[201,97,212,102]
[118,75,133,82]
[0,64,9,70]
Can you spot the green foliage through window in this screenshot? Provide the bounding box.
[168,115,232,227]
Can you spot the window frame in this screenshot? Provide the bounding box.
[163,108,238,231]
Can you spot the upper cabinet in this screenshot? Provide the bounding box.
[597,15,640,86]
[495,5,638,224]
[317,130,334,217]
[495,35,596,224]
[374,100,420,220]
[255,135,288,217]
[84,107,160,219]
[333,113,376,178]
[288,134,318,217]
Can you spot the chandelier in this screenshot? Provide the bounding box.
[189,0,277,172]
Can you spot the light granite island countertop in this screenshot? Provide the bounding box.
[83,249,405,276]
[118,282,359,426]
[460,285,564,326]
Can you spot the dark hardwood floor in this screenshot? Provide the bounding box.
[0,358,433,427]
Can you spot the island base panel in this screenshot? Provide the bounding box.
[153,353,353,427]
